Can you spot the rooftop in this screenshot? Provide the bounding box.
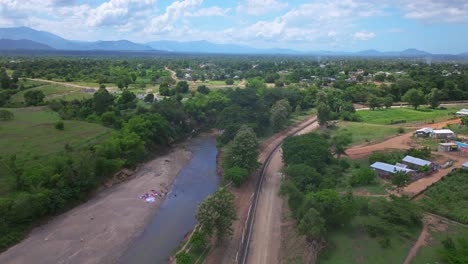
[402,155,432,167]
[432,129,454,134]
[370,162,414,174]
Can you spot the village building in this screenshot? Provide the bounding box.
[431,129,455,139]
[415,127,433,137]
[438,142,458,152]
[456,109,468,117]
[370,162,414,178]
[401,155,433,170]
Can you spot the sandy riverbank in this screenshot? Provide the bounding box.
[0,147,192,264]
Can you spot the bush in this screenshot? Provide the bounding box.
[224,166,248,186]
[397,127,405,134]
[190,230,206,251]
[55,120,64,130]
[24,90,45,106]
[349,167,376,187]
[225,79,234,85]
[175,251,191,264]
[0,109,14,121]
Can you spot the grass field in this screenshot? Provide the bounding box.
[357,107,458,125]
[411,223,468,264]
[420,169,468,224]
[10,84,87,103]
[318,215,420,264]
[0,107,111,195]
[328,121,400,146]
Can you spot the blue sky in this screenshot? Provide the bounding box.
[0,0,467,53]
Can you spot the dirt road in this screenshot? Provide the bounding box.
[0,148,191,264]
[346,119,460,160]
[247,121,319,264]
[22,78,119,93]
[205,116,317,264]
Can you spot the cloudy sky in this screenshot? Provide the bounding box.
[0,0,467,53]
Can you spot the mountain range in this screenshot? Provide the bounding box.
[0,26,465,56]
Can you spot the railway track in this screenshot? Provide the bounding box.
[238,117,318,264]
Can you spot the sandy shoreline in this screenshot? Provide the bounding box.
[0,146,192,264]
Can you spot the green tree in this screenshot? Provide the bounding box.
[392,171,411,191]
[225,79,234,85]
[270,99,292,132]
[224,166,249,187]
[298,208,326,242]
[23,90,45,106]
[197,85,210,94]
[223,125,259,172]
[93,87,114,115]
[0,68,10,89]
[427,88,442,109]
[383,95,394,109]
[190,229,207,251]
[175,251,191,264]
[283,164,322,192]
[175,81,189,93]
[195,188,237,242]
[144,93,154,103]
[349,167,376,186]
[366,94,382,110]
[402,88,426,110]
[317,102,331,126]
[282,133,332,172]
[330,131,352,158]
[0,109,14,121]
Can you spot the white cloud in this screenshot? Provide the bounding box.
[146,0,202,33]
[353,30,376,40]
[237,0,288,16]
[86,0,156,27]
[186,6,229,17]
[398,0,468,23]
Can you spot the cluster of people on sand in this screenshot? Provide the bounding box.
[139,189,167,203]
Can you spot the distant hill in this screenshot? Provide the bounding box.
[146,40,299,54]
[0,27,152,51]
[0,26,465,56]
[0,39,53,50]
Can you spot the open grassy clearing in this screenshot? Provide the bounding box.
[357,107,459,125]
[0,107,111,195]
[329,121,400,146]
[10,84,85,103]
[318,215,420,264]
[411,223,468,264]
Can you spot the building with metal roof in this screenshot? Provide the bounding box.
[402,155,432,168]
[370,162,414,178]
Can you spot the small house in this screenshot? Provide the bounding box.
[370,162,414,179]
[402,155,433,170]
[456,109,468,117]
[438,142,458,152]
[431,129,455,139]
[415,127,433,137]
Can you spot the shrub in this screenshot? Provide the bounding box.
[0,109,14,121]
[349,167,376,187]
[190,230,206,251]
[175,251,191,264]
[55,120,64,130]
[224,166,248,186]
[397,127,405,134]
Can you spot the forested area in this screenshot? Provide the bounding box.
[280,132,423,261]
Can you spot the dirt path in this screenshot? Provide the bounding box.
[22,78,119,93]
[205,116,317,264]
[346,119,460,160]
[403,216,431,264]
[247,121,319,264]
[0,147,191,264]
[164,66,177,81]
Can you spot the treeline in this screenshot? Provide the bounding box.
[0,77,315,250]
[279,132,422,260]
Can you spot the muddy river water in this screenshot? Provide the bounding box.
[120,135,220,263]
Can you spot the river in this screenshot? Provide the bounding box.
[120,135,220,263]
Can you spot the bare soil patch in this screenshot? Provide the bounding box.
[0,147,191,264]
